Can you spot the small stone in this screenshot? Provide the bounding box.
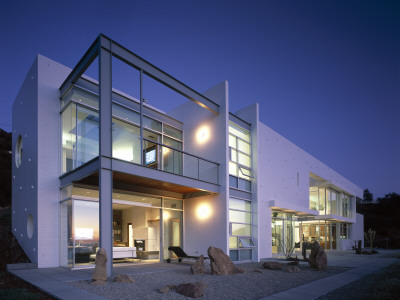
[254,269,262,273]
[159,286,169,293]
[190,255,205,274]
[176,282,207,298]
[286,266,300,273]
[262,262,283,270]
[113,274,134,283]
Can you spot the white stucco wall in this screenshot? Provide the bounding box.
[169,81,230,255]
[12,57,39,264]
[12,55,70,267]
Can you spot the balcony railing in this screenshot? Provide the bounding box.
[143,139,219,185]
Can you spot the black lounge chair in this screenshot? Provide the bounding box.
[166,246,209,263]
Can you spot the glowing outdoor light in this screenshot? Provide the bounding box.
[196,203,212,220]
[196,125,210,144]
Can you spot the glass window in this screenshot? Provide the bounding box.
[238,178,251,191]
[76,106,99,167]
[73,200,99,266]
[163,198,183,210]
[230,148,237,162]
[163,124,182,140]
[229,198,251,211]
[229,134,236,148]
[229,162,238,176]
[143,116,162,132]
[238,139,250,155]
[229,236,238,249]
[62,103,76,173]
[229,250,238,261]
[229,210,251,223]
[112,119,141,164]
[229,122,250,142]
[239,237,254,247]
[112,103,140,124]
[229,175,238,188]
[113,192,162,207]
[238,153,251,167]
[239,166,253,179]
[231,223,251,236]
[240,249,252,260]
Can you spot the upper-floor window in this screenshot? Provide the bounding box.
[228,122,252,192]
[61,87,183,174]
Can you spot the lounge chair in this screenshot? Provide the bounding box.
[166,246,209,263]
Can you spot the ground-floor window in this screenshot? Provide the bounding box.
[229,197,254,261]
[271,212,299,255]
[60,185,183,268]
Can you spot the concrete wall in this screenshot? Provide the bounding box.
[37,55,71,267]
[352,213,364,248]
[12,57,39,264]
[12,55,70,267]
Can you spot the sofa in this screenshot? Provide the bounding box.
[90,247,137,260]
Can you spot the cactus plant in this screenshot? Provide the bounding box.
[364,228,376,254]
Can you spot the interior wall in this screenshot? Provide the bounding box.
[121,206,160,251]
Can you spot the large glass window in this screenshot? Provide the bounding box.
[228,122,252,192]
[61,89,183,175]
[61,103,99,173]
[342,194,352,218]
[229,198,253,261]
[112,118,141,164]
[60,199,99,268]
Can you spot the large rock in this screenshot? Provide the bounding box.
[286,266,300,273]
[113,274,134,283]
[207,246,236,275]
[92,248,107,282]
[190,255,205,274]
[308,242,327,271]
[176,281,207,298]
[262,262,284,270]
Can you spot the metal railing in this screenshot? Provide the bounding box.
[143,139,219,185]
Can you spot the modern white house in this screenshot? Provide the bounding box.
[12,35,364,276]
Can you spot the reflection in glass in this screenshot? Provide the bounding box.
[164,209,182,260]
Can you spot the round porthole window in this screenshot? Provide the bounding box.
[27,214,34,239]
[15,135,23,168]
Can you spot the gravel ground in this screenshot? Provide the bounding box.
[70,262,348,300]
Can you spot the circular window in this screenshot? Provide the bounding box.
[15,135,23,168]
[27,214,34,239]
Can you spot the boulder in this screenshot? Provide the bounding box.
[92,248,107,282]
[254,269,263,273]
[91,280,106,285]
[286,266,300,273]
[316,247,327,271]
[308,242,327,271]
[262,262,284,270]
[208,246,236,275]
[190,255,205,274]
[176,281,207,298]
[113,274,134,283]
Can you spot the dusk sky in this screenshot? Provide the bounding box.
[0,1,398,198]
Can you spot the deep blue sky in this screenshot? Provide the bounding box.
[0,1,399,198]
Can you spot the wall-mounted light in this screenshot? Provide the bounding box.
[196,203,212,220]
[196,125,211,144]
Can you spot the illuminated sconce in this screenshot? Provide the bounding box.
[196,126,210,144]
[196,203,212,220]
